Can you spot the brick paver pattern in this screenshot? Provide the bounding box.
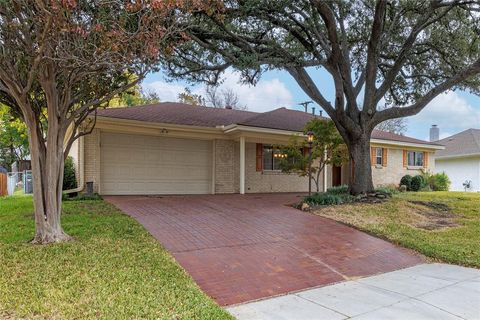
[105,194,424,306]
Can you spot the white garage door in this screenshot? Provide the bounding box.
[100,132,212,195]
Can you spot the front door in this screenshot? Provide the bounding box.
[332,165,342,187]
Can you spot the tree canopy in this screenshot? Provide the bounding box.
[165,0,480,194]
[0,0,213,243]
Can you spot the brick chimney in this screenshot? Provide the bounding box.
[430,125,439,142]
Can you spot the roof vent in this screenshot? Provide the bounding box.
[225,105,233,110]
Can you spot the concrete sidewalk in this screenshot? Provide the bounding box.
[228,263,480,320]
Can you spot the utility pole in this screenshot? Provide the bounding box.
[298,101,313,113]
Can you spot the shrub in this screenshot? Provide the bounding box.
[431,172,451,191]
[326,184,349,195]
[410,175,424,192]
[375,186,398,196]
[305,192,354,206]
[400,175,413,191]
[63,156,77,191]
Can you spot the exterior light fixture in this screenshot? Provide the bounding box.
[307,131,314,144]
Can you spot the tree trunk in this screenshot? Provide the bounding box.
[346,135,375,195]
[26,116,71,244]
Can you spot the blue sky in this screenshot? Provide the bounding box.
[143,68,480,141]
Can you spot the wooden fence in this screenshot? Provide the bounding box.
[0,173,7,196]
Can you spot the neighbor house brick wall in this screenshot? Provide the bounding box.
[83,129,101,193]
[371,147,436,187]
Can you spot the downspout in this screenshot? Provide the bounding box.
[64,135,85,194]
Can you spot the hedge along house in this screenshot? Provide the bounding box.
[67,102,443,195]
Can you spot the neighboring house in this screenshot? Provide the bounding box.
[435,128,480,192]
[68,102,442,195]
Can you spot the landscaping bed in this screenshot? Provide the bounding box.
[309,191,480,268]
[0,196,232,319]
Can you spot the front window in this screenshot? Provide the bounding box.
[262,145,290,171]
[375,148,383,165]
[408,151,424,167]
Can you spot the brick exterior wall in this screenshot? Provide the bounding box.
[371,147,435,187]
[214,139,236,194]
[244,142,314,193]
[77,130,436,194]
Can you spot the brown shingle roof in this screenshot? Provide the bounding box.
[371,129,440,146]
[239,107,319,131]
[97,102,438,146]
[436,129,480,157]
[97,102,257,128]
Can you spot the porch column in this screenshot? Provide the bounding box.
[239,136,245,194]
[323,146,328,192]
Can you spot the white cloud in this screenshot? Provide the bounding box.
[407,91,480,139]
[142,70,294,112]
[142,81,185,103]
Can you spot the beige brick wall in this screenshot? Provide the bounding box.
[214,139,236,194]
[83,129,101,193]
[80,130,435,194]
[372,148,436,187]
[244,142,321,193]
[213,141,320,193]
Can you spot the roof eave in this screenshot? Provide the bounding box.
[436,152,480,160]
[370,138,445,150]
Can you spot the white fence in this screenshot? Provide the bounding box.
[7,171,32,196]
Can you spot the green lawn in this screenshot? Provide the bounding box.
[0,196,233,319]
[312,192,480,268]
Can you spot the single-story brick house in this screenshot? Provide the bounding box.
[67,102,443,195]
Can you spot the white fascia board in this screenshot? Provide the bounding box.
[370,138,445,150]
[436,153,480,160]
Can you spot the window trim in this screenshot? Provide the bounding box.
[375,147,383,165]
[407,151,424,167]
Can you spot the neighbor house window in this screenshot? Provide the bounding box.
[375,148,383,165]
[262,145,292,171]
[407,151,424,167]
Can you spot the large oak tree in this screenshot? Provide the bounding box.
[165,0,480,194]
[0,0,212,243]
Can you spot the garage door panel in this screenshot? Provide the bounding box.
[100,132,212,195]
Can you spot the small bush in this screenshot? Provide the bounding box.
[400,175,413,191]
[63,156,77,191]
[326,184,349,195]
[410,175,424,192]
[431,172,451,191]
[375,186,398,196]
[305,192,354,206]
[63,193,103,201]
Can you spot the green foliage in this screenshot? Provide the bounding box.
[400,175,413,191]
[305,193,354,206]
[410,175,424,192]
[62,156,77,191]
[0,196,232,319]
[326,185,349,195]
[109,81,161,108]
[305,184,353,206]
[64,193,103,201]
[177,87,205,105]
[431,172,451,191]
[279,118,349,192]
[0,105,29,170]
[375,186,399,196]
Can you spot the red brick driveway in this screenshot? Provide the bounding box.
[105,194,424,306]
